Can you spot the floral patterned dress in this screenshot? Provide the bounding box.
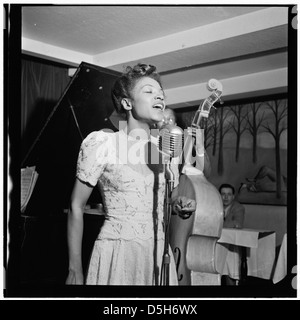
[76,129,178,285]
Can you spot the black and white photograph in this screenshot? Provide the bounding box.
[3,3,298,303]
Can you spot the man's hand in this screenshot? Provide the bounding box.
[172,196,196,219]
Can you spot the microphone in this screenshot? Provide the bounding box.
[158,124,184,160]
[158,124,184,185]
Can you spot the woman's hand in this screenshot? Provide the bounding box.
[65,269,84,285]
[172,196,196,220]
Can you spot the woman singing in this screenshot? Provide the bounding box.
[65,63,196,285]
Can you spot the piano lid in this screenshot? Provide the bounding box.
[23,62,122,216]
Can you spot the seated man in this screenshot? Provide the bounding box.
[219,183,245,285]
[220,183,245,228]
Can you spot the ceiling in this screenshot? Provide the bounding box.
[22,5,289,109]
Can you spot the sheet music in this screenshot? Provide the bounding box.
[21,166,39,213]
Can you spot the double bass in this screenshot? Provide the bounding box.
[169,79,224,285]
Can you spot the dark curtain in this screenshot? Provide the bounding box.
[21,57,70,163]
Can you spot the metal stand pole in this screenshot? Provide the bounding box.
[160,163,175,286]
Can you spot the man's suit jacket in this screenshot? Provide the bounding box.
[223,200,245,228]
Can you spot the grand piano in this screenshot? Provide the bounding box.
[14,62,122,289]
[22,62,121,216]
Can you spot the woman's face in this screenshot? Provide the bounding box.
[129,77,165,124]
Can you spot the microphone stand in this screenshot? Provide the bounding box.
[160,158,175,286]
[158,123,183,285]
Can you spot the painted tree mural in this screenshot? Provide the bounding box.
[177,95,287,205]
[204,110,216,150]
[245,102,266,163]
[210,109,219,156]
[216,107,231,175]
[229,104,247,162]
[261,99,288,199]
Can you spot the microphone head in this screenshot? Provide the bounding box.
[158,124,184,158]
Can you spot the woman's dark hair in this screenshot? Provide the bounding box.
[111,63,162,114]
[219,183,235,194]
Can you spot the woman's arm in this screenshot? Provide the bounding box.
[65,179,93,285]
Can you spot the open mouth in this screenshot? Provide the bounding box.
[153,103,165,111]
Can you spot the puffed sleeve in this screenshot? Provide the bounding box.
[76,130,112,186]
